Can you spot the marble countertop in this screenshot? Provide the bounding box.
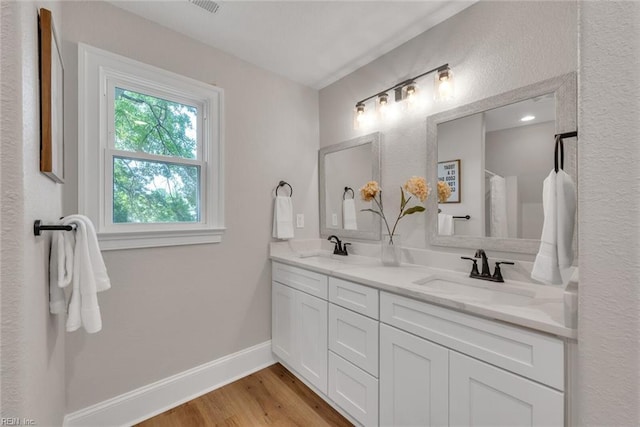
[270,245,577,339]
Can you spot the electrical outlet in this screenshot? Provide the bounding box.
[296,214,304,228]
[332,213,338,226]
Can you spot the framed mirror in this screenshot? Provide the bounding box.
[319,132,381,241]
[427,72,577,254]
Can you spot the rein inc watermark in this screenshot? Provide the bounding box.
[1,418,35,426]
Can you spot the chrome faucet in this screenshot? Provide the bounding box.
[327,235,350,256]
[460,249,514,282]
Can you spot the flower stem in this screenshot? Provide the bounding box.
[390,193,412,238]
[373,195,393,238]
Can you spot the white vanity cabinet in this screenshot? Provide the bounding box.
[449,352,564,426]
[380,292,565,427]
[379,324,449,426]
[327,277,380,426]
[271,264,328,394]
[271,261,568,427]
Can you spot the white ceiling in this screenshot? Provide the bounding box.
[484,94,556,132]
[107,1,475,89]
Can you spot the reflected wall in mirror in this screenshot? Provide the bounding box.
[319,132,381,241]
[438,95,555,238]
[427,72,577,254]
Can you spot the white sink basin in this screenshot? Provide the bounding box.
[296,251,378,266]
[412,275,536,306]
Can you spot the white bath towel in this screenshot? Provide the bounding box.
[556,170,576,270]
[49,220,74,314]
[272,196,294,240]
[531,170,576,285]
[438,213,454,236]
[489,175,509,238]
[343,199,358,230]
[49,215,111,333]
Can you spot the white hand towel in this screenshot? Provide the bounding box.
[51,215,111,333]
[531,170,576,285]
[343,199,358,230]
[438,213,454,236]
[272,196,294,240]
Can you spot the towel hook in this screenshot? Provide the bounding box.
[343,187,355,200]
[275,181,293,197]
[33,219,76,236]
[554,131,577,173]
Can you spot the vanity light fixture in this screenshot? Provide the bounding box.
[353,63,451,128]
[435,66,454,100]
[354,101,371,129]
[520,115,536,122]
[377,93,389,117]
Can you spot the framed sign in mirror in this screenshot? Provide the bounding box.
[438,159,460,203]
[39,8,65,183]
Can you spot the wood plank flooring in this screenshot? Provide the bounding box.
[136,363,353,427]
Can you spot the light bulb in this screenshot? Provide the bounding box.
[520,115,535,122]
[405,83,418,110]
[435,67,454,100]
[356,102,365,123]
[354,102,368,129]
[377,93,389,119]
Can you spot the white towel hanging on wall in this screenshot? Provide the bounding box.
[531,169,576,285]
[49,215,111,333]
[343,199,358,230]
[438,213,454,236]
[272,196,294,240]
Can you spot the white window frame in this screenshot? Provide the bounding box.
[78,44,225,250]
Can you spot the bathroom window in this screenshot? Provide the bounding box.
[78,44,224,250]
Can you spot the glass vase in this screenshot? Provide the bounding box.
[381,234,402,266]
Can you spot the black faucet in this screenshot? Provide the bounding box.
[461,250,515,283]
[327,235,350,256]
[475,249,491,277]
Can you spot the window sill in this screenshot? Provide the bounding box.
[97,228,226,251]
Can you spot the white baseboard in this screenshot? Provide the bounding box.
[64,341,276,427]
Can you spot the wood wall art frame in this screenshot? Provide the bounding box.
[39,8,65,183]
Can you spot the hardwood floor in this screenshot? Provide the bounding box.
[136,363,353,427]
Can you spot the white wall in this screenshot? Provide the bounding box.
[324,143,374,232]
[437,113,484,236]
[486,120,555,238]
[319,0,577,251]
[0,1,66,425]
[60,1,319,412]
[578,2,640,426]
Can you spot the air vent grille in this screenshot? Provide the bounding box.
[188,0,220,14]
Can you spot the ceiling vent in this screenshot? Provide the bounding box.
[188,0,220,14]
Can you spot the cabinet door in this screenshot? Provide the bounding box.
[379,324,449,427]
[298,291,328,394]
[449,352,564,427]
[272,282,296,365]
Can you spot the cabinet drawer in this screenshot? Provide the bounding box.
[328,351,378,427]
[329,304,379,377]
[273,262,328,299]
[380,292,564,390]
[329,277,379,319]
